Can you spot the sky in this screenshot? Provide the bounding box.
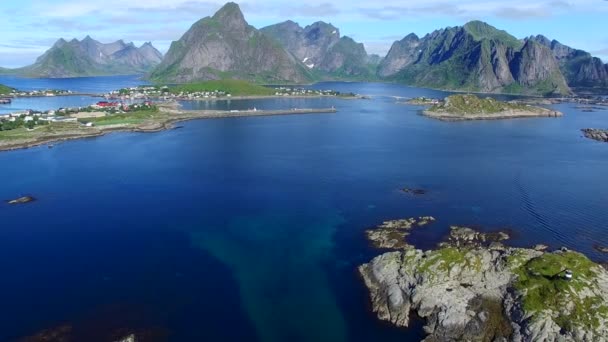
[1,0,607,67]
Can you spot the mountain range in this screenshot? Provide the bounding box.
[2,37,163,78]
[260,21,376,80]
[3,2,608,95]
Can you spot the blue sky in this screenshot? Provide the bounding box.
[1,0,607,67]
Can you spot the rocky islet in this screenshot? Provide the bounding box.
[360,218,608,341]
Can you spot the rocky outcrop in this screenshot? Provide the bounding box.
[261,20,373,79]
[359,221,608,341]
[582,128,608,142]
[366,217,436,249]
[150,3,311,84]
[17,37,162,78]
[6,195,36,205]
[380,21,572,95]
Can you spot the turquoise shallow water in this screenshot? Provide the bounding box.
[0,79,607,341]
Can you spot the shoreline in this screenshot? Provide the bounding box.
[0,107,337,152]
[422,108,563,121]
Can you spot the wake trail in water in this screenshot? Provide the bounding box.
[514,172,568,244]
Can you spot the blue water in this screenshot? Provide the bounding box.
[0,75,147,93]
[1,81,607,341]
[0,75,148,115]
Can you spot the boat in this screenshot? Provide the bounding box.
[0,98,12,104]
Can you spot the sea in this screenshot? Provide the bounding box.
[0,76,607,341]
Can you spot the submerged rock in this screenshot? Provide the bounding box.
[360,220,608,341]
[6,196,36,205]
[594,245,608,254]
[114,334,136,342]
[402,187,427,195]
[19,324,72,342]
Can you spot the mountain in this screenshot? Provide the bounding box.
[150,3,311,84]
[260,21,375,80]
[15,37,162,78]
[380,21,570,95]
[528,35,608,91]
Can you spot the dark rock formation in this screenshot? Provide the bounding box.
[582,128,608,142]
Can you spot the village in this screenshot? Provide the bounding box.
[0,100,155,131]
[104,85,348,100]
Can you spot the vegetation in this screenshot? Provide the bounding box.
[78,106,159,126]
[428,94,531,115]
[510,251,608,330]
[0,115,48,132]
[168,80,274,96]
[0,122,73,142]
[463,21,523,49]
[0,84,14,95]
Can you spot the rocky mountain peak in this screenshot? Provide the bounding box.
[401,33,419,43]
[212,2,247,31]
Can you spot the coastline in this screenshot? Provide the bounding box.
[0,107,337,152]
[422,108,563,121]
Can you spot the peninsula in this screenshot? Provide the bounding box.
[359,218,608,341]
[0,103,337,152]
[422,94,562,121]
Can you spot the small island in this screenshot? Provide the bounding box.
[422,94,562,121]
[359,218,608,341]
[581,128,608,143]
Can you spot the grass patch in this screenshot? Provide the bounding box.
[511,251,608,330]
[82,108,161,126]
[418,247,482,277]
[0,84,14,95]
[429,94,531,115]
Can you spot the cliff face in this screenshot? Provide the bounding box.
[261,21,374,79]
[378,33,420,77]
[380,21,571,95]
[529,35,608,89]
[20,37,162,78]
[510,40,570,94]
[150,3,312,84]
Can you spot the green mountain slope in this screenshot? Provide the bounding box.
[379,21,570,95]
